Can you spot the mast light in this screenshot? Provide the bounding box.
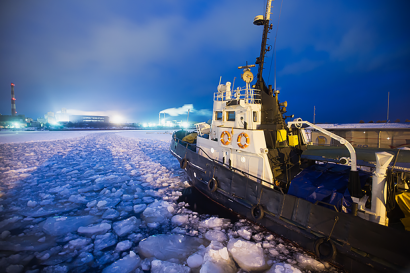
[253,15,264,25]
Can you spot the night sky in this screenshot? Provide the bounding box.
[1,0,409,124]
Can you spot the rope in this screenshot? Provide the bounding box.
[386,150,400,212]
[257,187,264,205]
[327,216,339,241]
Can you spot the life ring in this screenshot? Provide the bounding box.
[237,132,250,149]
[314,238,337,261]
[251,204,264,220]
[220,131,231,145]
[208,177,218,192]
[180,158,188,169]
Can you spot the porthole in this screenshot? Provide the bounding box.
[211,148,214,153]
[241,156,246,163]
[194,172,196,178]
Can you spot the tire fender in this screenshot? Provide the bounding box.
[208,177,218,192]
[314,238,337,261]
[251,204,264,220]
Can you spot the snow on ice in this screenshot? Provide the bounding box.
[0,131,341,272]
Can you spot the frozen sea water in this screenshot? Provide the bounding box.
[0,131,342,272]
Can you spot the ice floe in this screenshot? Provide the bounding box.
[102,251,141,273]
[78,222,111,235]
[151,259,190,273]
[138,234,207,262]
[113,216,141,236]
[227,238,269,271]
[42,216,98,236]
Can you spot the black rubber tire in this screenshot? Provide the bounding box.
[207,178,218,192]
[180,158,188,169]
[251,204,265,220]
[314,238,337,261]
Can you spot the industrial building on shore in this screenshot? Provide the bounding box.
[45,109,109,124]
[2,83,109,128]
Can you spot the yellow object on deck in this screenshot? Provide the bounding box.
[277,129,287,142]
[288,135,299,147]
[396,192,410,231]
[182,133,198,144]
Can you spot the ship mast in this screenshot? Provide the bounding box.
[256,0,273,90]
[254,0,287,146]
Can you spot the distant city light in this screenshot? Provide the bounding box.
[111,115,123,124]
[13,123,20,128]
[139,120,189,128]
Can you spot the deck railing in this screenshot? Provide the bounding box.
[214,87,261,104]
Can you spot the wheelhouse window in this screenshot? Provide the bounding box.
[253,111,258,122]
[215,111,223,121]
[226,111,235,121]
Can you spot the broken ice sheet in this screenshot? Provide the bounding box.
[78,223,111,236]
[0,216,26,233]
[142,200,175,224]
[102,251,141,273]
[171,214,189,226]
[19,204,80,217]
[113,216,141,236]
[138,234,208,263]
[151,259,190,273]
[0,234,55,252]
[42,215,99,236]
[94,233,118,251]
[133,204,146,214]
[227,238,270,272]
[102,208,120,219]
[199,217,231,229]
[204,230,228,242]
[201,241,237,273]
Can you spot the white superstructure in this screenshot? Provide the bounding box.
[196,68,274,184]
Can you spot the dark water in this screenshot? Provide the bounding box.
[177,186,239,222]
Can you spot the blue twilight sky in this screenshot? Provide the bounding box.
[1,0,409,124]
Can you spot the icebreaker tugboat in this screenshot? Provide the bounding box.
[170,1,410,272]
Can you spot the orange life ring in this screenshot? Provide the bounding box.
[220,131,231,145]
[237,132,250,148]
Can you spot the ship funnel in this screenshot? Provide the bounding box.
[253,15,264,25]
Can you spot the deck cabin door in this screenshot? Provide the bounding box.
[222,148,231,167]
